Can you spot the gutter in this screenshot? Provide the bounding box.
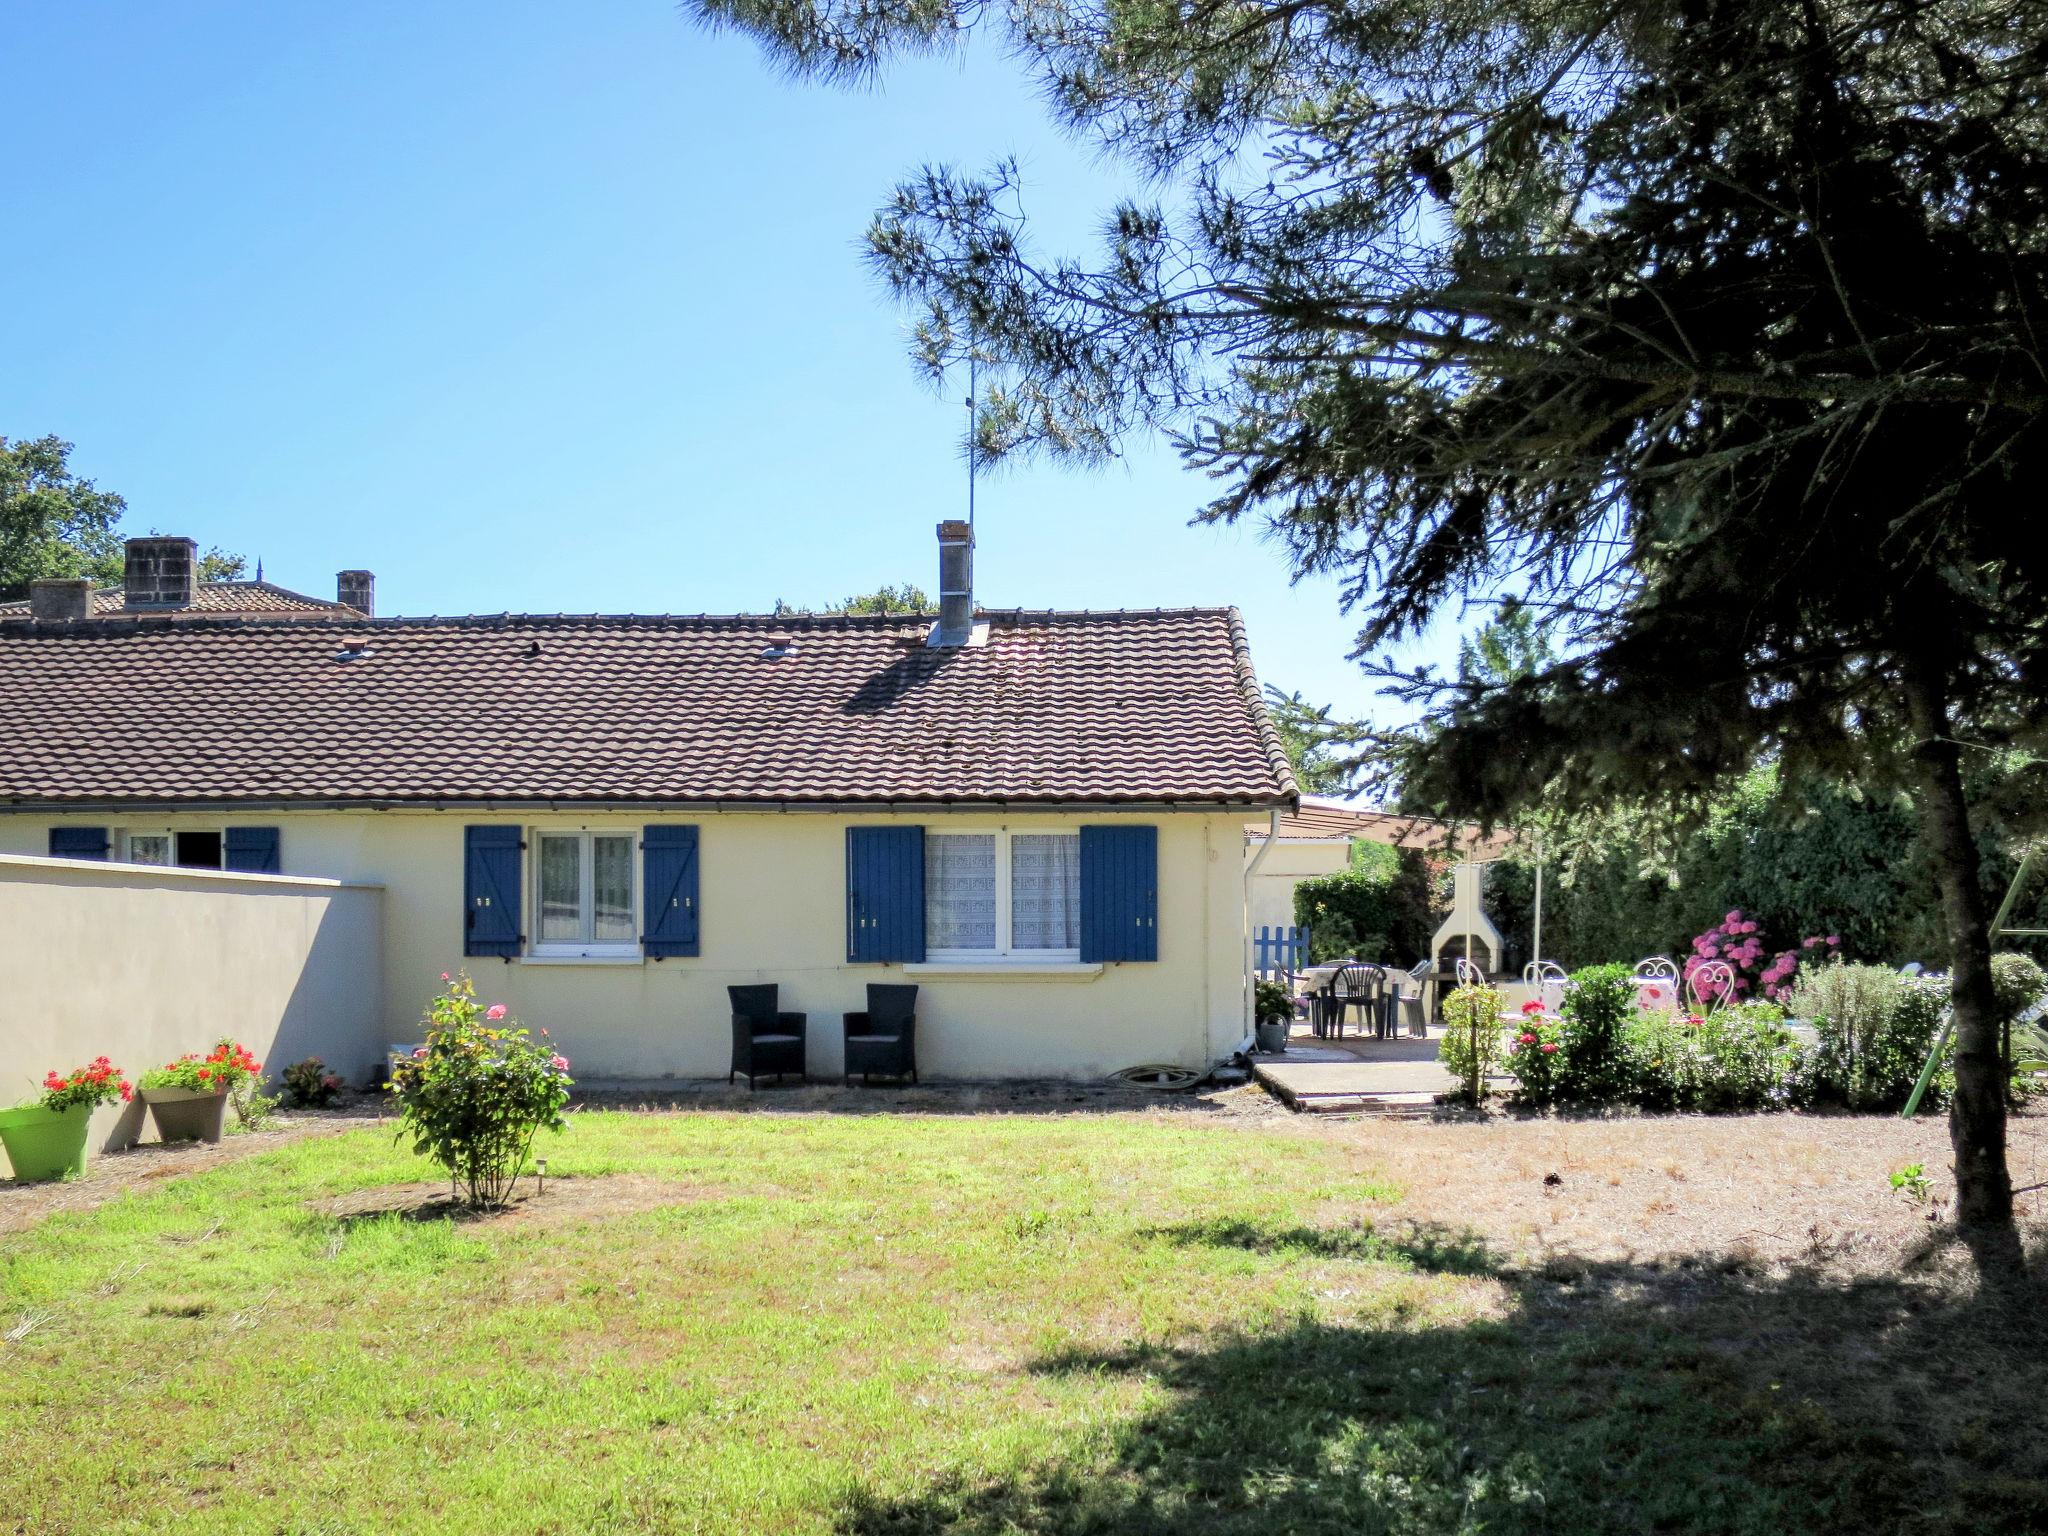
[0,795,1295,817]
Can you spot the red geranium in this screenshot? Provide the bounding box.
[37,1057,133,1114]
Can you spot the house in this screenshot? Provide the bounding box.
[0,522,1297,1081]
[0,536,372,623]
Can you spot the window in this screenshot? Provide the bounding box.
[925,829,1080,961]
[125,834,172,866]
[531,830,637,956]
[176,831,223,869]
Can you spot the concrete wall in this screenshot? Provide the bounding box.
[1244,839,1350,935]
[0,809,1250,1083]
[0,855,383,1157]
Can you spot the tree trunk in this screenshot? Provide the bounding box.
[1900,650,2017,1264]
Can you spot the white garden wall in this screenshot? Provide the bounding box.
[0,855,384,1156]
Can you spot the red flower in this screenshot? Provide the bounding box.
[1539,1042,1559,1054]
[1521,1000,1546,1015]
[1518,1032,1538,1046]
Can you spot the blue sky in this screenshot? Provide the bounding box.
[4,1,1461,724]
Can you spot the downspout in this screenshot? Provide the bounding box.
[1241,810,1282,1039]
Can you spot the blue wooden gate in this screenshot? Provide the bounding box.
[1253,924,1311,977]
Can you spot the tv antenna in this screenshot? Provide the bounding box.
[965,348,977,537]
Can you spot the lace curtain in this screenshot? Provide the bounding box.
[1011,833,1080,950]
[926,834,998,950]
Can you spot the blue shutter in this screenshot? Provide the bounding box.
[1080,825,1158,962]
[642,825,700,958]
[49,827,110,860]
[464,825,523,958]
[224,826,281,874]
[846,826,925,963]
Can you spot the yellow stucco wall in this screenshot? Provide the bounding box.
[0,809,1251,1081]
[0,854,383,1154]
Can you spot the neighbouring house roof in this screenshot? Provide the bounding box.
[1247,795,1517,860]
[0,608,1298,810]
[0,580,360,621]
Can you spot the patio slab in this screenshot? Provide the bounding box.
[1249,1025,1468,1113]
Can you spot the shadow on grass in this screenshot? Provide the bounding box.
[1144,1214,1495,1276]
[837,1226,2048,1536]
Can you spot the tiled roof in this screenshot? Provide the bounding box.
[0,581,357,620]
[1248,796,1517,859]
[0,609,1297,809]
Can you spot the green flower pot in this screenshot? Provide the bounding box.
[142,1086,229,1144]
[0,1103,93,1182]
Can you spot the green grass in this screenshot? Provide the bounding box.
[1,1111,2042,1534]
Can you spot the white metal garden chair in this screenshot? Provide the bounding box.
[1629,955,1680,1010]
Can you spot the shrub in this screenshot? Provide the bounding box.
[1293,843,1437,963]
[1789,964,1947,1110]
[1624,1010,1713,1111]
[1556,963,1636,1103]
[1503,1001,1566,1106]
[281,1057,345,1108]
[1438,983,1508,1104]
[1996,952,2048,1091]
[1693,1002,1800,1110]
[141,1040,262,1098]
[36,1058,132,1114]
[1683,909,1836,1004]
[389,973,572,1208]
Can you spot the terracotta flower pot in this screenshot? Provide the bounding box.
[142,1086,229,1144]
[0,1103,93,1182]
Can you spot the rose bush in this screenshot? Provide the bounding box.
[389,972,572,1208]
[1504,1001,1566,1106]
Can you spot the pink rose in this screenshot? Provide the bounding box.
[486,1004,507,1020]
[550,1054,569,1071]
[1519,1032,1538,1045]
[440,972,451,981]
[411,1046,428,1059]
[1826,935,1841,947]
[1539,1042,1558,1054]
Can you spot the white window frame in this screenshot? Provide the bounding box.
[527,825,641,961]
[119,828,224,869]
[924,825,1082,965]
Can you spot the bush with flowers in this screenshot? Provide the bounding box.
[140,1039,262,1097]
[1438,982,1509,1104]
[389,971,572,1207]
[36,1057,133,1114]
[1684,909,1839,1004]
[1504,1001,1567,1105]
[1623,1002,1798,1111]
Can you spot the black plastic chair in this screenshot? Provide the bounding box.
[843,983,918,1084]
[1332,964,1388,1039]
[728,984,807,1087]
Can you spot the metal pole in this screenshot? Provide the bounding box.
[1532,835,1544,968]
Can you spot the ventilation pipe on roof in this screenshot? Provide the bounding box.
[338,570,375,616]
[927,519,984,647]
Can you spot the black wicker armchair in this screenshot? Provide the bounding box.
[842,983,918,1085]
[728,984,807,1087]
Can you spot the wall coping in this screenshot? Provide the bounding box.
[0,853,382,891]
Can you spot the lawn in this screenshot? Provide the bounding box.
[3,1105,2045,1534]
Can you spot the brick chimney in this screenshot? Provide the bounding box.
[123,536,197,608]
[929,519,975,647]
[337,570,375,616]
[29,577,92,622]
